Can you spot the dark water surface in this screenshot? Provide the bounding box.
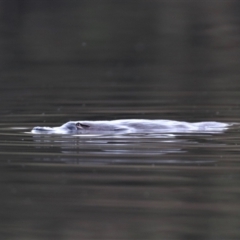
[2,0,240,239]
[1,75,240,240]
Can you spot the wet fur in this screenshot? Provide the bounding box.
[31,119,231,134]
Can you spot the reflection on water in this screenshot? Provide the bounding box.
[29,130,228,166]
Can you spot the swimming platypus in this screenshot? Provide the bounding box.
[31,119,231,134]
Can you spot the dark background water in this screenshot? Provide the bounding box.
[1,1,240,239]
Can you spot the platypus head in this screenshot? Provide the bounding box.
[31,121,90,134]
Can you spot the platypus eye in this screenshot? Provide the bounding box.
[76,122,90,129]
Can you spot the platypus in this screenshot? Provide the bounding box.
[31,119,231,134]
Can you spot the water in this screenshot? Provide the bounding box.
[1,80,240,239]
[2,1,240,239]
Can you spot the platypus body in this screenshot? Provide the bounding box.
[31,119,231,134]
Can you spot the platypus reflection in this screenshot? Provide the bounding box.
[31,119,231,134]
